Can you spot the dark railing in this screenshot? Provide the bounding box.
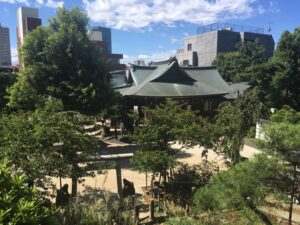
[197,23,264,35]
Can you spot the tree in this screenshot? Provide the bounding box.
[210,96,259,166]
[257,106,300,157]
[0,159,54,225]
[250,27,300,110]
[0,72,16,110]
[271,27,300,110]
[213,40,266,82]
[131,99,212,183]
[9,7,114,114]
[0,100,100,195]
[7,71,47,111]
[193,154,289,212]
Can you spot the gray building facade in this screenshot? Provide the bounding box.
[0,24,12,66]
[92,26,112,54]
[176,23,274,67]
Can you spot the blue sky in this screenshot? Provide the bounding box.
[0,0,299,65]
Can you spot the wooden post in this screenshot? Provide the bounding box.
[134,205,139,223]
[116,160,123,200]
[71,176,77,197]
[146,172,148,187]
[289,164,297,225]
[149,199,155,222]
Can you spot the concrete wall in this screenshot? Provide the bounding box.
[176,29,275,67]
[240,32,275,58]
[217,30,240,53]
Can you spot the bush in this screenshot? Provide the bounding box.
[0,159,54,224]
[57,188,137,225]
[193,154,289,212]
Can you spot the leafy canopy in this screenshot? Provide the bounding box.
[193,154,289,212]
[213,40,266,82]
[131,99,213,175]
[0,159,54,224]
[9,7,113,114]
[258,106,300,156]
[0,99,100,188]
[0,72,16,110]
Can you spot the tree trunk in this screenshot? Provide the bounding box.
[71,176,77,197]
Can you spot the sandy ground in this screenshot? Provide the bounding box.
[51,143,260,195]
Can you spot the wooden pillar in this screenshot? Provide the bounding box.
[149,199,155,222]
[116,160,123,200]
[134,205,139,223]
[71,176,77,197]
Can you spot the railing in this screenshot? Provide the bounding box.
[197,23,264,35]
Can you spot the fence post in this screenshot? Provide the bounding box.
[149,200,155,222]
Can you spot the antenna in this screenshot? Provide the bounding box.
[267,22,273,33]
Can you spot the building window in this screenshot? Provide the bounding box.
[187,43,192,51]
[183,60,189,66]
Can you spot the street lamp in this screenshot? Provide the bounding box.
[287,150,300,225]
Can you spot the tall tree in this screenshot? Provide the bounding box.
[250,27,300,110]
[271,28,300,110]
[211,96,259,166]
[8,7,114,114]
[213,40,266,82]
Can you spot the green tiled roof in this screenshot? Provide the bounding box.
[118,60,231,97]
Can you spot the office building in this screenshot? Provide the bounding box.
[0,24,12,66]
[88,26,125,70]
[176,23,275,67]
[17,6,41,66]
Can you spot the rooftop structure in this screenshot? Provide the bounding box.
[197,23,265,35]
[0,24,12,66]
[176,23,274,67]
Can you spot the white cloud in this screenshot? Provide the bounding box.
[11,47,19,66]
[83,0,265,30]
[121,50,176,65]
[170,37,181,44]
[35,0,64,8]
[0,0,29,4]
[0,0,63,8]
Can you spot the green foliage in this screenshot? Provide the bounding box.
[9,7,113,114]
[213,40,266,82]
[250,27,300,110]
[258,106,300,156]
[211,96,259,165]
[0,159,54,224]
[169,161,218,205]
[131,99,212,176]
[57,188,136,225]
[131,150,175,175]
[7,71,47,111]
[270,105,300,123]
[167,208,268,225]
[193,154,288,212]
[0,72,16,110]
[0,99,100,188]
